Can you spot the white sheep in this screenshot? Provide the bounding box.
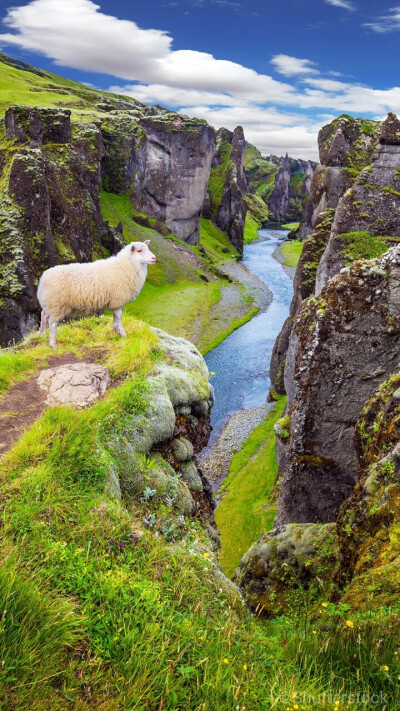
[37,240,156,348]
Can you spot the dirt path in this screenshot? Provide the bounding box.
[0,353,83,457]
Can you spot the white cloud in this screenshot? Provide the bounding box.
[0,0,295,103]
[363,6,400,32]
[176,105,322,160]
[271,54,319,77]
[325,0,355,10]
[1,0,400,159]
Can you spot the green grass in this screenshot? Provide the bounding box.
[281,221,300,230]
[280,239,303,267]
[244,212,261,244]
[198,217,239,263]
[126,280,221,343]
[1,369,399,710]
[0,315,157,395]
[339,230,399,262]
[216,396,287,578]
[0,52,142,118]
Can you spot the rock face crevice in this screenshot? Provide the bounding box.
[215,127,247,254]
[203,126,248,254]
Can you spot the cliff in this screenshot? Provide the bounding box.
[0,106,117,345]
[270,115,380,394]
[238,114,400,621]
[203,126,248,253]
[244,143,316,226]
[0,53,252,345]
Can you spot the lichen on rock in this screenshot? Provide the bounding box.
[235,522,338,616]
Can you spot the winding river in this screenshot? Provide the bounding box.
[205,228,294,445]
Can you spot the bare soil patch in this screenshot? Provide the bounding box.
[0,353,84,456]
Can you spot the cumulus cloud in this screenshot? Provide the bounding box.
[325,0,355,10]
[1,0,400,159]
[271,54,319,77]
[363,6,400,32]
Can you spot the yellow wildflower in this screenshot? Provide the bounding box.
[203,552,210,558]
[223,658,229,664]
[345,620,354,629]
[210,372,215,375]
[322,602,328,608]
[382,665,389,672]
[243,664,247,670]
[312,630,317,634]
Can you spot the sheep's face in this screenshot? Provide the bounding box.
[131,241,156,265]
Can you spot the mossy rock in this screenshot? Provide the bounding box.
[235,523,339,617]
[117,448,195,516]
[336,374,400,610]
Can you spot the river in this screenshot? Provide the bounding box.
[205,228,294,445]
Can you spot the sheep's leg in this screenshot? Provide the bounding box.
[48,317,59,349]
[112,308,127,337]
[40,309,48,337]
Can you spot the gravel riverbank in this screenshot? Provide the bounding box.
[272,244,296,281]
[199,402,274,493]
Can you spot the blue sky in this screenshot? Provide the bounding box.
[0,0,399,159]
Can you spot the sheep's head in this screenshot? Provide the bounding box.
[130,240,156,265]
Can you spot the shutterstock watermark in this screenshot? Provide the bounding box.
[277,691,389,706]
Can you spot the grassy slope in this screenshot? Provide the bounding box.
[1,334,400,710]
[0,52,140,117]
[216,397,287,578]
[280,239,303,267]
[243,212,261,244]
[1,54,400,710]
[101,193,258,355]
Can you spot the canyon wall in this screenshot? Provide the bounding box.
[238,113,400,615]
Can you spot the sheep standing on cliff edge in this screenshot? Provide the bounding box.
[37,241,156,348]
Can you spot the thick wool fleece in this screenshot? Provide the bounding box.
[37,244,147,321]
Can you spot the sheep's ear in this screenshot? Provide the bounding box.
[144,240,150,246]
[131,244,136,253]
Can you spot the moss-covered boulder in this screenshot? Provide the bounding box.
[235,523,338,616]
[336,375,400,610]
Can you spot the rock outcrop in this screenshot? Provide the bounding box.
[277,246,400,527]
[101,112,215,245]
[37,363,111,408]
[316,114,400,292]
[0,107,119,346]
[108,329,216,521]
[136,115,215,245]
[204,126,247,253]
[268,155,314,223]
[235,523,338,615]
[336,374,400,609]
[244,144,316,226]
[270,116,380,394]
